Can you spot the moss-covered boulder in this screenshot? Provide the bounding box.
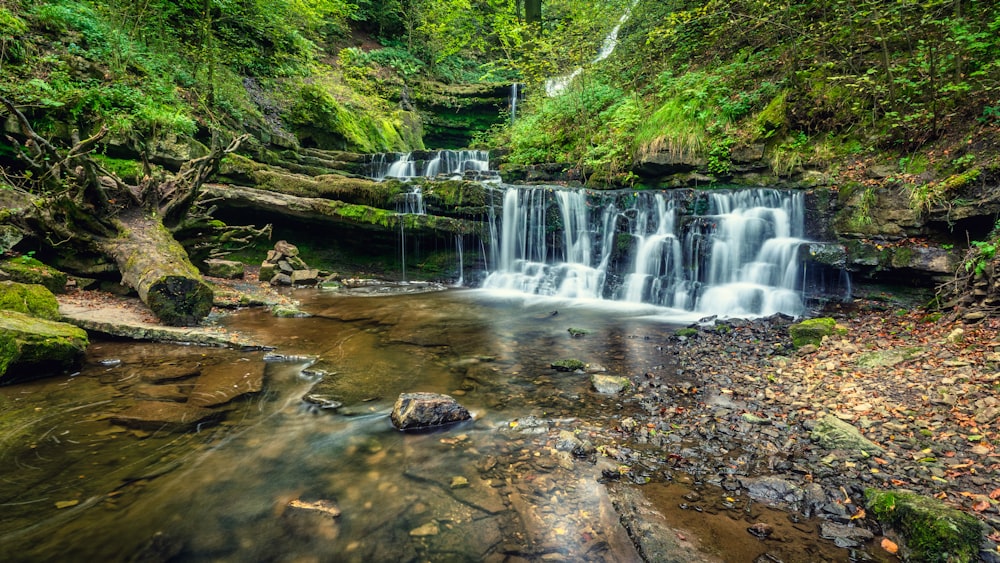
[865,489,983,563]
[0,310,89,383]
[0,257,68,294]
[788,317,845,348]
[811,414,883,456]
[0,281,60,320]
[551,359,586,372]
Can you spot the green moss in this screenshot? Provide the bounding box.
[788,317,845,348]
[91,154,144,183]
[0,281,60,320]
[0,310,89,382]
[675,327,699,338]
[0,257,68,294]
[551,359,586,372]
[865,489,983,563]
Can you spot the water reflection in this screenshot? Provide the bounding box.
[3,289,695,562]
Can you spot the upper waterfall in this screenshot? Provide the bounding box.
[368,150,491,180]
[482,186,813,319]
[545,1,637,96]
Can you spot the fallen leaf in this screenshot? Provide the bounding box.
[973,500,991,512]
[881,538,899,554]
[990,488,1000,500]
[851,507,866,520]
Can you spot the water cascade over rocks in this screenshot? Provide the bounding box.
[482,186,817,319]
[368,149,491,180]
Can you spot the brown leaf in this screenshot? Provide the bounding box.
[973,500,991,512]
[989,488,1000,500]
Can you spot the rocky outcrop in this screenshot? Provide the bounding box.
[0,310,89,383]
[390,392,471,430]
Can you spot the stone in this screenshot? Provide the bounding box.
[0,257,68,294]
[811,414,884,455]
[739,475,805,505]
[0,281,60,320]
[203,259,245,279]
[591,374,629,394]
[110,401,223,432]
[789,317,845,348]
[550,358,585,372]
[290,269,320,285]
[259,261,277,282]
[274,240,299,257]
[0,225,23,254]
[187,361,265,407]
[390,392,471,430]
[0,310,89,383]
[410,522,439,537]
[865,489,983,562]
[819,521,874,548]
[271,273,293,286]
[134,383,191,402]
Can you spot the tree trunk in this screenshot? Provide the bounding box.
[101,210,214,326]
[525,0,541,23]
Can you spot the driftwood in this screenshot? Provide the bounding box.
[1,95,247,326]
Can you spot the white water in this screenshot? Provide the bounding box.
[369,150,490,180]
[510,82,520,123]
[545,1,636,96]
[483,187,809,319]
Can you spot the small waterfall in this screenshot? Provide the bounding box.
[454,235,465,287]
[483,187,813,318]
[398,186,425,215]
[368,150,491,180]
[545,1,636,96]
[510,83,520,123]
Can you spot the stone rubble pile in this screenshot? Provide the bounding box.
[260,240,319,286]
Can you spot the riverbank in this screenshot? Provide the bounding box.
[48,283,1000,560]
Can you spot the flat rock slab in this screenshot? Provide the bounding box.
[111,401,223,432]
[134,383,191,402]
[140,364,202,383]
[188,361,265,407]
[58,299,259,348]
[391,392,471,430]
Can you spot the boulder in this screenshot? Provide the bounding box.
[811,414,884,455]
[0,310,89,383]
[865,489,983,562]
[591,374,630,394]
[0,225,23,253]
[0,281,60,320]
[390,392,471,430]
[0,257,68,293]
[203,259,245,279]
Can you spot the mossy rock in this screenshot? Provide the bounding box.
[0,257,68,294]
[0,281,60,320]
[675,327,699,338]
[551,359,586,372]
[788,317,845,348]
[865,489,983,563]
[0,310,89,383]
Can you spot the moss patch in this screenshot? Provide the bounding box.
[0,281,60,320]
[551,359,586,372]
[865,489,983,563]
[0,257,68,294]
[788,317,845,348]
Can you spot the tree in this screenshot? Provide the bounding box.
[524,0,541,22]
[1,96,246,326]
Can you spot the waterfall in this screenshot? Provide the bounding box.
[454,235,465,287]
[398,186,425,215]
[483,186,812,318]
[545,1,637,96]
[510,83,520,123]
[368,150,491,180]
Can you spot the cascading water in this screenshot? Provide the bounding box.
[368,150,490,180]
[482,186,812,318]
[510,83,520,123]
[545,0,637,96]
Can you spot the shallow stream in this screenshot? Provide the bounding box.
[0,287,861,562]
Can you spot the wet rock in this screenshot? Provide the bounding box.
[811,414,884,455]
[0,310,89,383]
[134,383,190,402]
[303,394,342,411]
[140,364,201,383]
[188,361,265,407]
[865,489,983,562]
[287,498,341,518]
[747,522,774,539]
[551,358,585,372]
[410,521,440,537]
[591,374,630,394]
[819,521,874,548]
[111,401,223,432]
[390,392,471,430]
[740,476,805,506]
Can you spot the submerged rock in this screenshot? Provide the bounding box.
[390,392,471,430]
[111,401,223,432]
[592,374,630,394]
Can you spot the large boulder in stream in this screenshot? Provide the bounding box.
[390,392,471,430]
[0,310,89,383]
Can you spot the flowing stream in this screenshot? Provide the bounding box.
[0,288,856,562]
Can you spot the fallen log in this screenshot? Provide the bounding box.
[101,210,214,326]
